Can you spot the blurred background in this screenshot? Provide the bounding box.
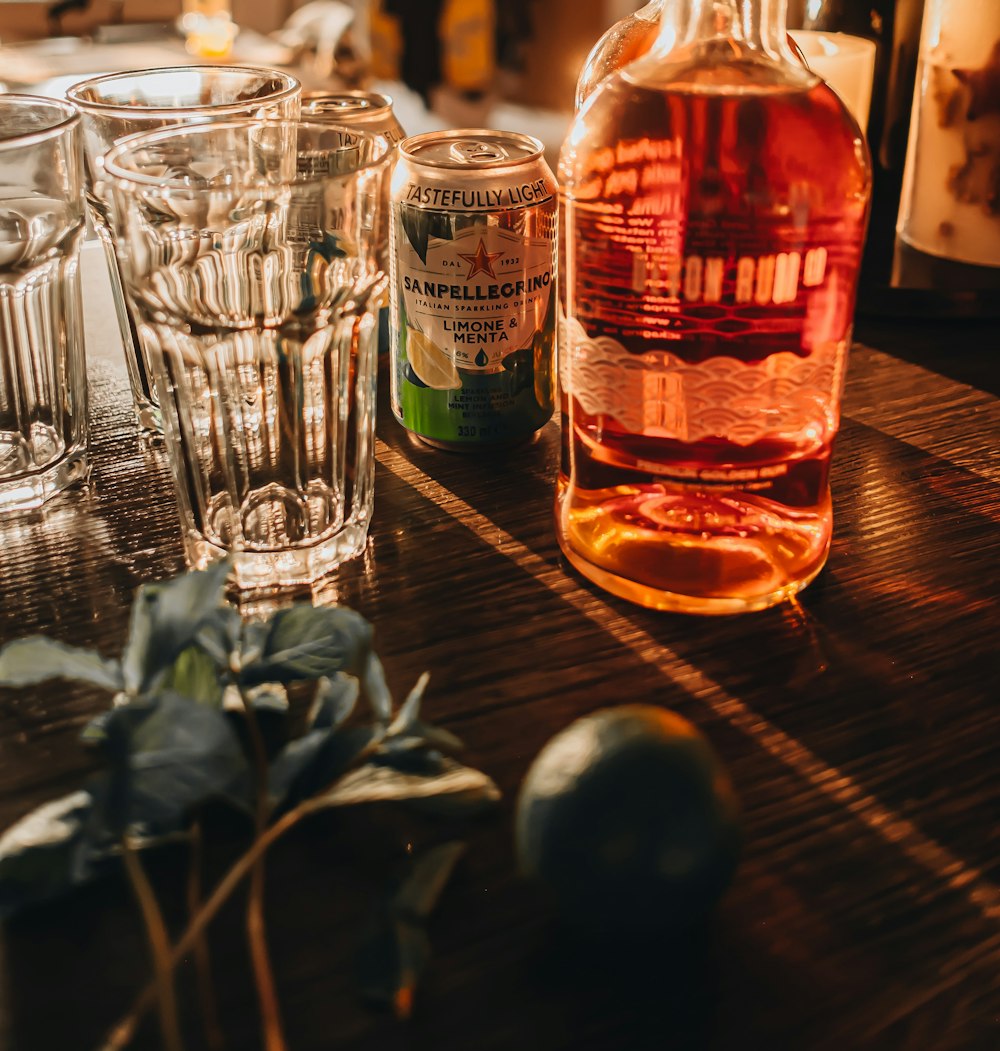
[0,0,625,166]
[5,0,992,308]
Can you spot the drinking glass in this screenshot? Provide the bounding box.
[102,119,390,590]
[66,66,301,435]
[0,96,89,514]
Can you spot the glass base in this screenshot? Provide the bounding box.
[182,518,372,591]
[0,448,90,515]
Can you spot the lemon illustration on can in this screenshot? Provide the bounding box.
[405,328,461,391]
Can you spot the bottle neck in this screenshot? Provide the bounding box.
[653,0,790,57]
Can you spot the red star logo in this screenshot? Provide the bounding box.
[458,238,503,280]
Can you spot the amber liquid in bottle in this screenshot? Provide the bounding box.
[558,35,871,614]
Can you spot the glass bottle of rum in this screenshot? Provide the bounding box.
[557,0,872,614]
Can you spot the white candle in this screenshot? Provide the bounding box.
[790,30,877,130]
[897,0,1000,267]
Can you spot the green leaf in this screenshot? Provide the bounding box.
[0,637,123,692]
[316,757,500,813]
[392,841,465,920]
[373,743,447,776]
[400,785,502,820]
[121,559,232,695]
[357,843,464,1017]
[269,724,384,811]
[358,915,430,1018]
[360,651,392,723]
[93,693,251,833]
[245,684,290,714]
[194,606,242,667]
[160,646,225,707]
[383,673,462,754]
[240,605,375,685]
[0,791,97,917]
[0,779,198,917]
[310,674,359,730]
[412,723,464,755]
[386,672,429,737]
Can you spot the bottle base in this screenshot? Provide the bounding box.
[557,535,826,614]
[555,482,832,615]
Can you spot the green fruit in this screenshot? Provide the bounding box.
[515,705,740,938]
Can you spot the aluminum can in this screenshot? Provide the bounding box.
[390,129,557,450]
[301,90,406,149]
[304,91,406,358]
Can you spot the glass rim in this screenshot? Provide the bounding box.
[102,117,392,191]
[0,94,79,151]
[65,64,301,118]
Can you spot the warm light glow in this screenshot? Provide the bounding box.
[790,30,877,129]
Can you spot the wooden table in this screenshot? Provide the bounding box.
[1,244,998,1050]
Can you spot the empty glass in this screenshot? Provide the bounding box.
[0,96,89,514]
[102,119,390,590]
[66,66,301,435]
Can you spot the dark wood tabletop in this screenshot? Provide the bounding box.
[1,243,998,1051]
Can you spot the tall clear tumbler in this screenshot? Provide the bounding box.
[66,66,301,435]
[0,96,89,514]
[102,120,390,590]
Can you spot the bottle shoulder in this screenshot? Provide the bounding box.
[560,76,872,200]
[625,41,816,95]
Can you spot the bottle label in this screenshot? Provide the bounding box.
[559,312,846,447]
[621,247,829,305]
[398,224,553,371]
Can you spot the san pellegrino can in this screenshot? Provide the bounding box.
[390,129,557,450]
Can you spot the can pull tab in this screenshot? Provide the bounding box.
[450,139,508,164]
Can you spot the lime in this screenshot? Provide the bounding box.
[515,705,740,938]
[405,328,461,391]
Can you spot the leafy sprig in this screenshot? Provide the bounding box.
[0,561,499,1049]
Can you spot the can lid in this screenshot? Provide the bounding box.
[401,128,544,170]
[302,90,393,119]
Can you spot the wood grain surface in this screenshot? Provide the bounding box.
[0,245,997,1051]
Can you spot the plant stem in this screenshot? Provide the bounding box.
[121,837,185,1051]
[240,692,287,1051]
[100,738,383,1051]
[186,823,225,1051]
[101,803,314,1051]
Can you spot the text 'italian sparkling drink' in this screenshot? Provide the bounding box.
[558,0,871,614]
